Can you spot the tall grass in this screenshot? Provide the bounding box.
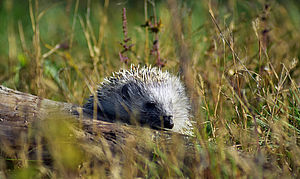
[0,0,299,178]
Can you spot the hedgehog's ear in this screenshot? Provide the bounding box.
[121,83,131,100]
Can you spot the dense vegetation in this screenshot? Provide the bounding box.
[0,0,299,178]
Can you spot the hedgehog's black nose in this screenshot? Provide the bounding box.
[163,115,174,129]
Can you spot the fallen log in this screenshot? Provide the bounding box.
[0,85,128,148]
[0,85,197,172]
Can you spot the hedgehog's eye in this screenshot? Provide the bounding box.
[144,101,156,109]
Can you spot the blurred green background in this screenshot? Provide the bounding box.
[1,0,298,101]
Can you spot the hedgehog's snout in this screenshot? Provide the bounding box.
[163,115,174,129]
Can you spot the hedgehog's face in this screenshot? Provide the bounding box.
[145,78,191,133]
[141,101,174,129]
[120,82,174,129]
[140,83,178,130]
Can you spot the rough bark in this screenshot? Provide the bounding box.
[0,85,119,144]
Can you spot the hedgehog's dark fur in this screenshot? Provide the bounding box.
[83,65,192,133]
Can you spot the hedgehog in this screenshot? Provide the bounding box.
[82,64,192,134]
